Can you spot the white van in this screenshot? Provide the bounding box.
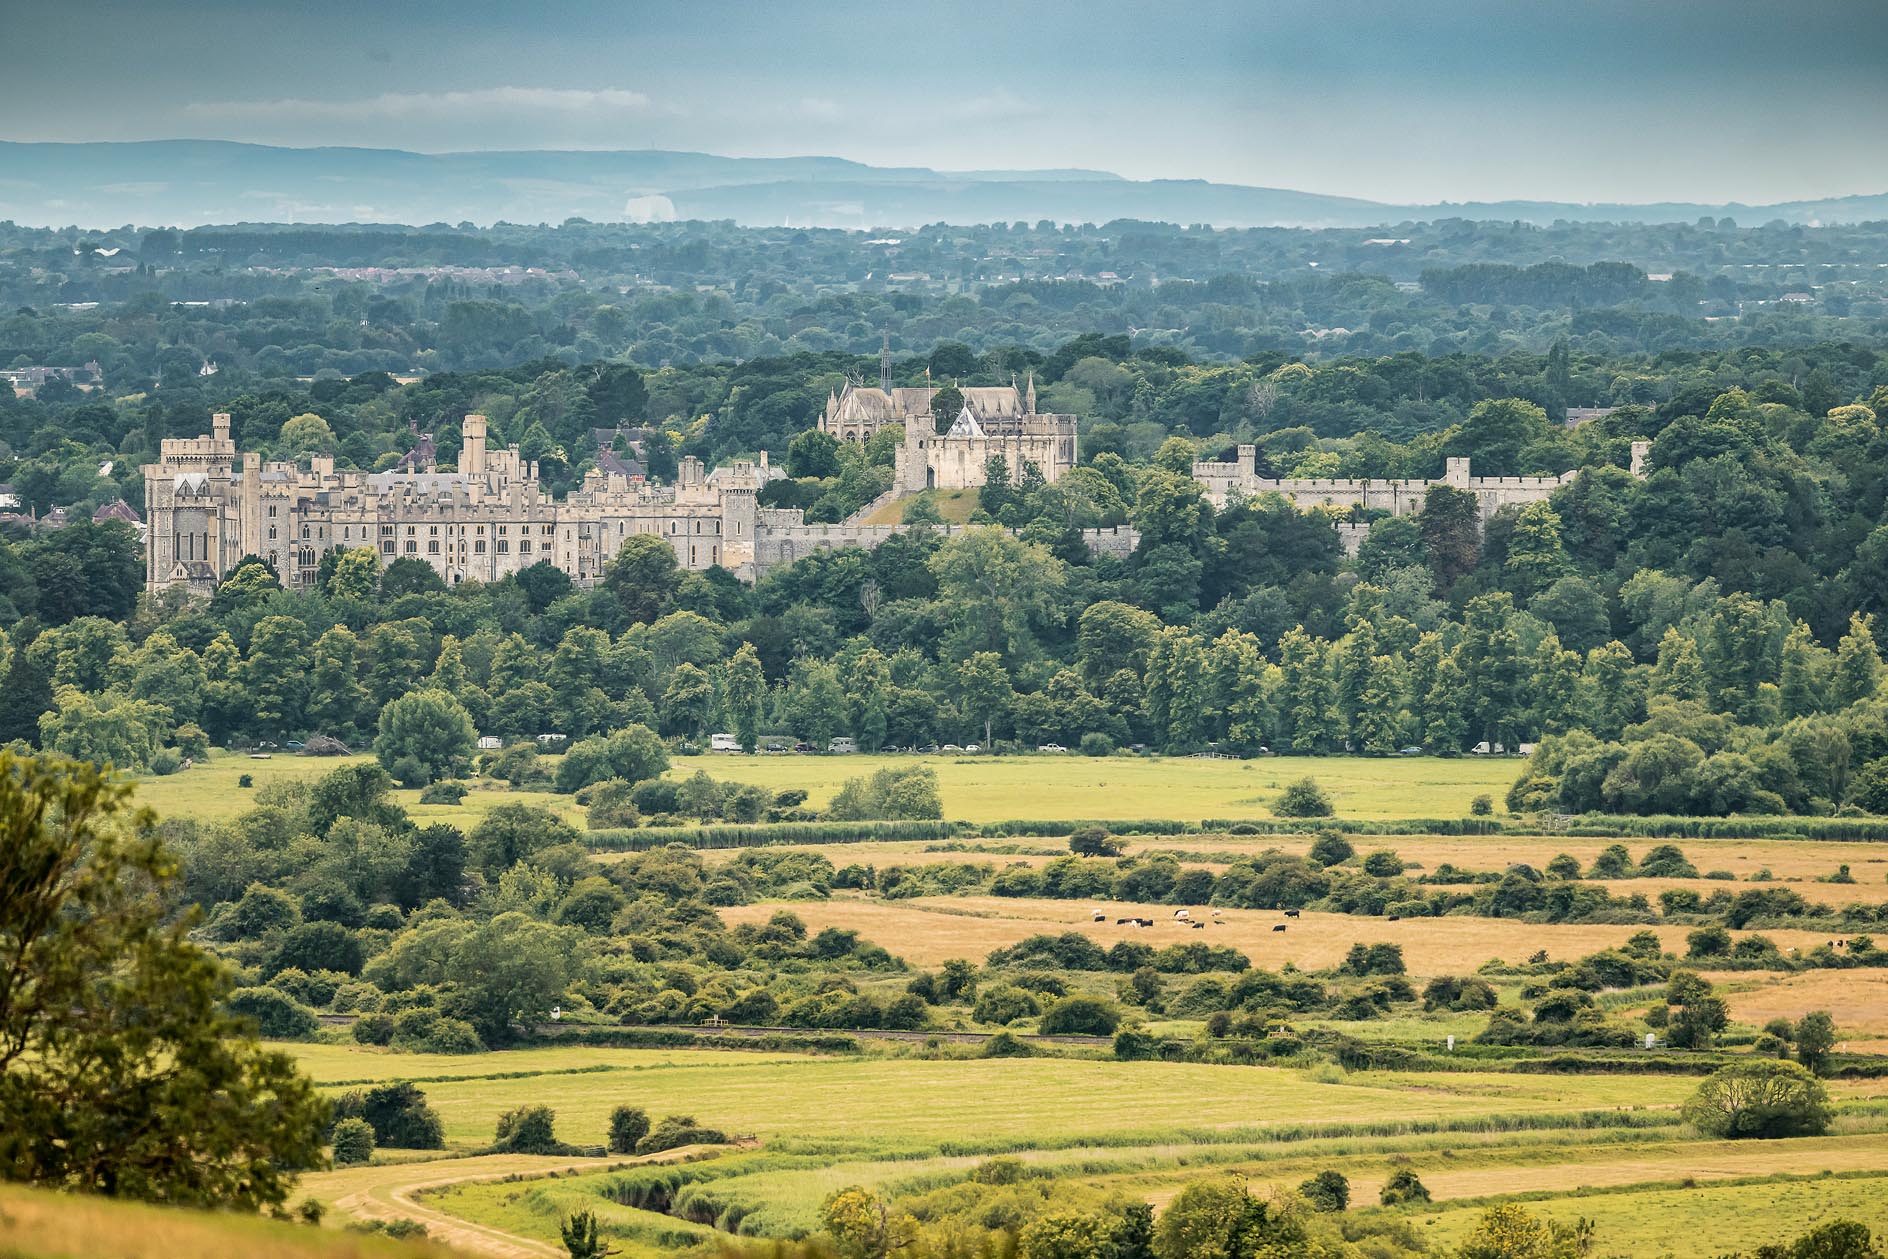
[709,733,741,752]
[828,737,858,754]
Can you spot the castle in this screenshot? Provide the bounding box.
[144,413,773,597]
[143,402,1646,598]
[1191,440,1650,520]
[820,371,1079,492]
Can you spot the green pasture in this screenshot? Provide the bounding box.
[287,1043,1691,1154]
[664,752,1522,823]
[132,749,1521,830]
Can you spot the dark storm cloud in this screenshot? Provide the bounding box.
[3,0,1884,203]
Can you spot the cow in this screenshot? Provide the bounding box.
[1388,915,1401,922]
[1284,909,1302,919]
[1272,924,1287,933]
[1189,921,1206,930]
[1093,911,1108,922]
[1116,918,1134,925]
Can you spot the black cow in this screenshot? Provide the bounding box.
[1388,915,1401,922]
[1284,909,1302,918]
[1272,924,1287,932]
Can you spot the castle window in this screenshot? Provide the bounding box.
[406,525,415,535]
[268,526,277,540]
[301,526,310,540]
[519,540,532,555]
[404,540,417,554]
[267,505,277,518]
[381,541,394,555]
[427,540,440,555]
[429,525,439,536]
[475,540,486,554]
[497,540,509,554]
[497,524,508,535]
[380,525,393,536]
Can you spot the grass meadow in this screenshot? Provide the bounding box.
[134,748,1522,831]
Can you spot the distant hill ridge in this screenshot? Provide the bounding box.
[2,139,1885,231]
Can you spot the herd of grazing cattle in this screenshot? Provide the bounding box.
[1088,907,1305,933]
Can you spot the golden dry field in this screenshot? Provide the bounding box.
[718,893,1836,974]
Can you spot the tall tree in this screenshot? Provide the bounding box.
[0,753,327,1207]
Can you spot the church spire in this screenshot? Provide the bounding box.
[1024,370,1037,414]
[879,332,892,394]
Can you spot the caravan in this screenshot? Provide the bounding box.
[709,733,742,753]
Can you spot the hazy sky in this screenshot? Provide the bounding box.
[6,0,1886,204]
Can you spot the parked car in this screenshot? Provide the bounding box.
[1398,746,1424,756]
[965,744,981,754]
[1037,743,1066,753]
[284,740,305,750]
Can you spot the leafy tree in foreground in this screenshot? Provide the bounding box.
[1684,1059,1831,1139]
[0,752,327,1208]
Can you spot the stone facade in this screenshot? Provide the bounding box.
[1190,441,1650,521]
[819,378,1079,492]
[144,413,770,597]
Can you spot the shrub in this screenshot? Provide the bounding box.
[493,1105,560,1154]
[608,1105,651,1154]
[1307,833,1354,866]
[1379,1168,1431,1205]
[1037,996,1120,1036]
[973,985,1041,1025]
[1469,794,1494,816]
[635,1114,726,1154]
[330,1117,375,1167]
[225,986,319,1039]
[418,781,467,805]
[1080,732,1115,757]
[419,1017,485,1054]
[1299,1170,1350,1212]
[979,1031,1033,1058]
[237,773,254,788]
[1361,849,1405,877]
[1683,1060,1830,1139]
[1068,827,1123,857]
[828,766,943,820]
[1275,777,1334,818]
[332,1083,445,1150]
[351,1012,396,1045]
[585,778,642,830]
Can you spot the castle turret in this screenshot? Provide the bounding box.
[461,414,488,478]
[212,411,231,444]
[1630,439,1651,478]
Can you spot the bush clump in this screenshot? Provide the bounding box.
[634,1114,727,1154]
[330,1117,376,1167]
[493,1105,561,1154]
[1274,777,1334,818]
[1379,1168,1431,1206]
[608,1105,651,1154]
[1683,1060,1831,1139]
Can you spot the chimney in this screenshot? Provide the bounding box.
[212,412,231,444]
[461,414,488,477]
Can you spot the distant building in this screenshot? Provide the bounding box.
[1191,442,1651,522]
[820,373,1078,492]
